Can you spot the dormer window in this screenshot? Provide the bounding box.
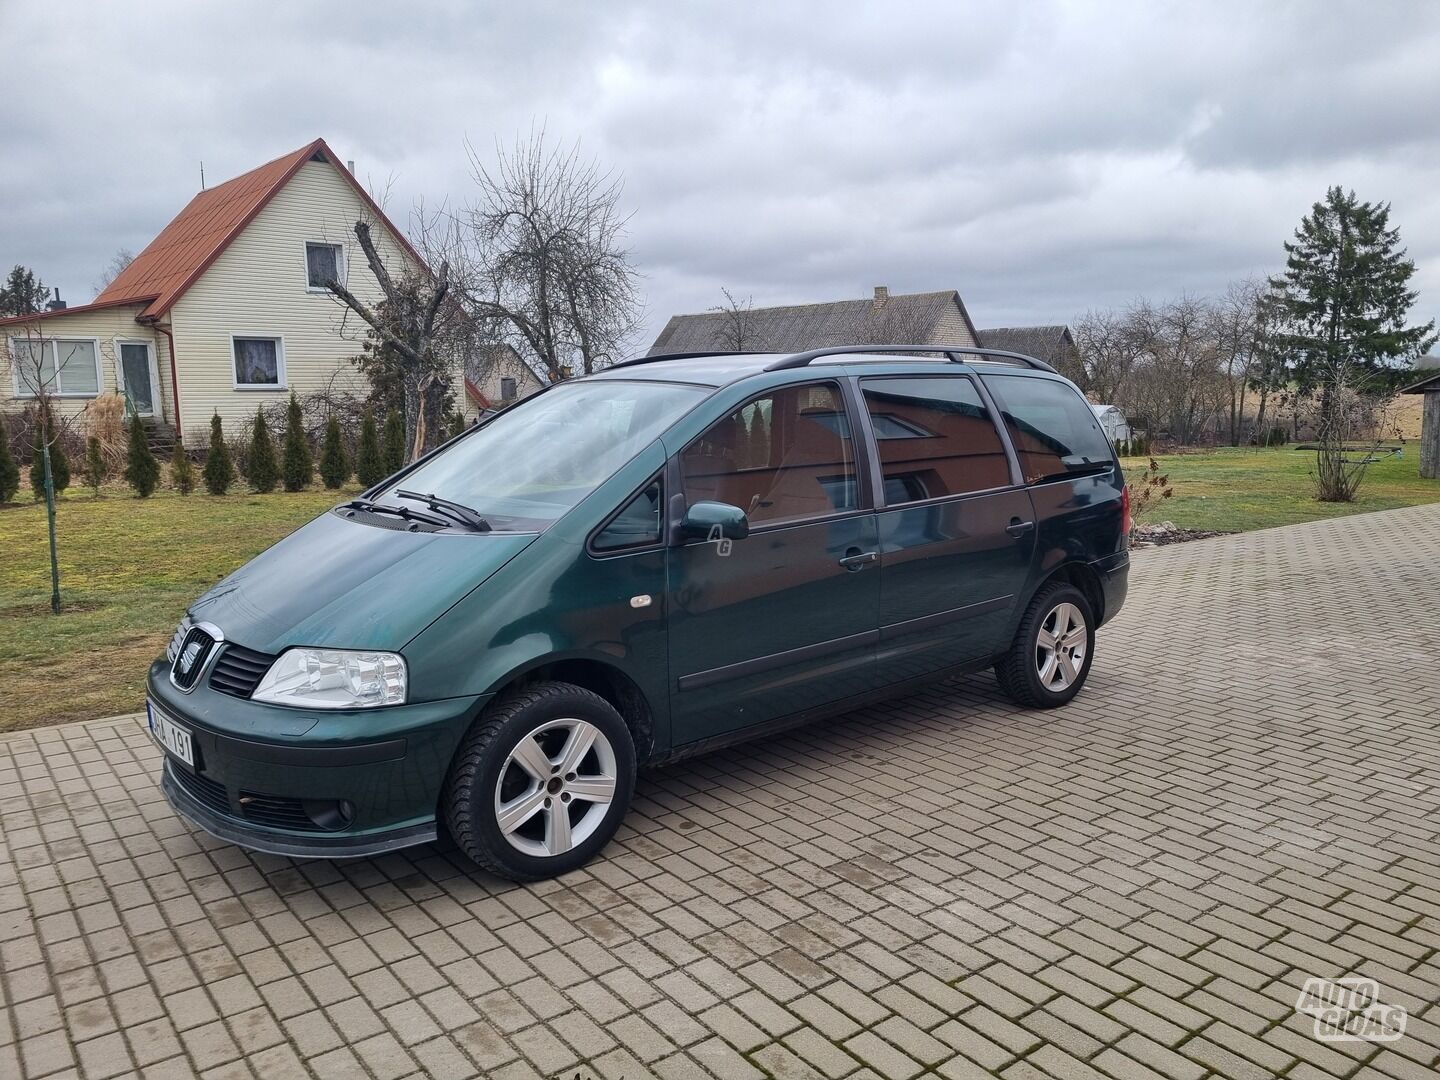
[305,242,343,291]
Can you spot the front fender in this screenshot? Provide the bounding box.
[403,530,672,753]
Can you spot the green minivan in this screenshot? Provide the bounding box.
[148,346,1129,880]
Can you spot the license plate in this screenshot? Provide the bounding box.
[147,699,195,767]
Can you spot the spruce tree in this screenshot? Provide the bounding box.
[248,411,279,493]
[319,415,348,489]
[29,403,70,499]
[1269,186,1438,500]
[124,414,160,497]
[203,413,234,495]
[0,414,23,502]
[382,408,405,474]
[84,436,106,495]
[282,393,313,492]
[171,441,195,495]
[355,407,384,487]
[449,411,466,439]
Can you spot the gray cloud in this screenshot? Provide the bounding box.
[2,0,1436,343]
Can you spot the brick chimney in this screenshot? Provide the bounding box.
[46,288,66,312]
[872,285,889,311]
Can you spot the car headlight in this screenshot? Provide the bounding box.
[251,648,407,709]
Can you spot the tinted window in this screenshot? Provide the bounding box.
[681,382,856,527]
[382,380,705,530]
[593,479,663,552]
[984,375,1114,484]
[861,376,1010,502]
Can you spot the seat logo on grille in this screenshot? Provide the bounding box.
[168,622,224,693]
[178,640,203,676]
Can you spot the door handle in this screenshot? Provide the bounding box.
[1006,518,1035,538]
[838,549,878,570]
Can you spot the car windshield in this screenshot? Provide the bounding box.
[378,379,707,531]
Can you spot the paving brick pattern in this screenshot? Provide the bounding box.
[3,505,1440,1079]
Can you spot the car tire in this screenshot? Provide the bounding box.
[443,681,635,881]
[994,581,1095,709]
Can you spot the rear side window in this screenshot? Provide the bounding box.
[983,375,1114,484]
[860,376,1011,502]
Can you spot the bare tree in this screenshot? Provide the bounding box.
[92,249,135,295]
[441,131,642,379]
[323,220,462,460]
[5,320,93,612]
[1210,278,1265,446]
[709,288,765,352]
[1073,306,1149,402]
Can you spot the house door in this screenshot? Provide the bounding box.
[118,341,157,416]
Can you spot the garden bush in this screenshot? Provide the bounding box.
[124,414,160,497]
[248,412,279,493]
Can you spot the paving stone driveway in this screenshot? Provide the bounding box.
[4,505,1440,1080]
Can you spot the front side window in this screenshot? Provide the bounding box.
[592,478,663,552]
[9,338,100,397]
[983,375,1114,484]
[680,382,857,527]
[306,242,342,289]
[233,337,283,387]
[382,379,706,531]
[861,376,1011,503]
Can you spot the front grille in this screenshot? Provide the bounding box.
[170,627,218,690]
[209,644,275,699]
[171,764,230,816]
[238,792,317,831]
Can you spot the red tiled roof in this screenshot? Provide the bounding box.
[464,377,492,408]
[95,137,423,321]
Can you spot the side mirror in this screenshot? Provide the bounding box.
[681,501,749,541]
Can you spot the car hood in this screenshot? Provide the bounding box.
[187,510,537,654]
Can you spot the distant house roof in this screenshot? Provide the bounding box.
[1400,370,1440,395]
[976,325,1077,367]
[648,288,979,355]
[89,137,422,321]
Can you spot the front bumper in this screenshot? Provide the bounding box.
[147,660,486,858]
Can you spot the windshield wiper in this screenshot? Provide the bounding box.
[342,498,450,529]
[395,490,493,533]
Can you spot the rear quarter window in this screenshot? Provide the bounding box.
[982,375,1114,484]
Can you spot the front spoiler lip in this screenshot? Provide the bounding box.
[161,760,436,859]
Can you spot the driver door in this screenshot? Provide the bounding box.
[666,381,880,746]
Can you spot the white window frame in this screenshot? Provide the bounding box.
[230,334,288,390]
[303,240,346,293]
[113,337,161,416]
[8,336,104,399]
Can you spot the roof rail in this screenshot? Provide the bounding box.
[605,350,757,370]
[764,344,1057,374]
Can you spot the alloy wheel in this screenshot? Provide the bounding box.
[1036,602,1087,691]
[492,718,617,857]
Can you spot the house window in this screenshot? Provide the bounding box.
[232,336,285,388]
[305,242,343,290]
[9,337,102,397]
[500,377,517,400]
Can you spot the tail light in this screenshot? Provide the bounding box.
[1120,484,1132,536]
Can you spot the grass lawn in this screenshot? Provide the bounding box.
[1122,445,1440,533]
[2,446,1437,733]
[0,484,358,732]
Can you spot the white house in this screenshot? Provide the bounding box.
[1,138,524,443]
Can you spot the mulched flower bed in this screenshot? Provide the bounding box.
[1131,521,1233,547]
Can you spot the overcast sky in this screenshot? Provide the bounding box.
[3,0,1438,351]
